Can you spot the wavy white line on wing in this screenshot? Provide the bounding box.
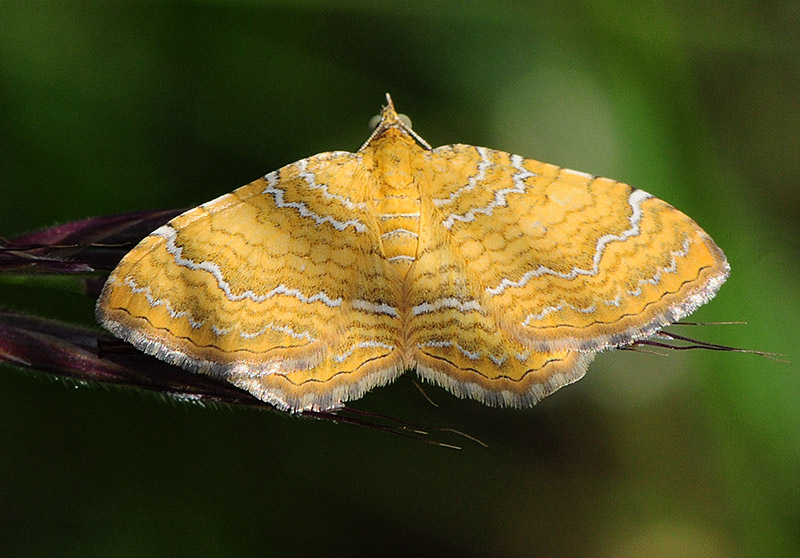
[432,146,492,207]
[522,302,597,326]
[121,276,203,328]
[488,189,652,296]
[332,341,395,363]
[626,236,693,297]
[417,340,481,361]
[351,299,401,317]
[121,277,317,341]
[380,228,419,240]
[411,298,483,316]
[442,154,535,229]
[240,322,316,341]
[521,235,695,325]
[296,158,367,211]
[263,171,367,232]
[387,255,416,262]
[488,354,507,366]
[379,213,420,220]
[153,225,342,307]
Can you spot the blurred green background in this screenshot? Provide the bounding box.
[1,2,798,556]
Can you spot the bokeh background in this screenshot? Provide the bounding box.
[1,2,798,556]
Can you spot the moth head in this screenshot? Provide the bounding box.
[360,93,431,151]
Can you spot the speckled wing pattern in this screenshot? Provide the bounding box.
[97,95,728,412]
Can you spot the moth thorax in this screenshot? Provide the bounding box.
[376,193,421,275]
